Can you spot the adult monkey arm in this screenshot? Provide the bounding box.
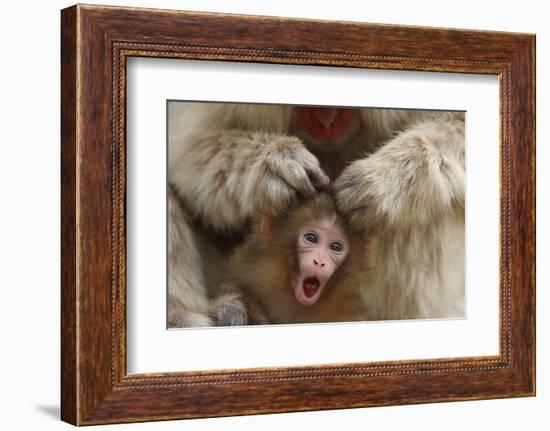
[167,190,213,327]
[334,110,465,320]
[335,111,465,232]
[168,190,249,327]
[169,103,329,233]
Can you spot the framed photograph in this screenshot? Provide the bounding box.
[61,4,535,425]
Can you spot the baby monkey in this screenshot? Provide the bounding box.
[222,193,375,324]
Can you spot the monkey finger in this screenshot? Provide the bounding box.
[306,166,330,191]
[289,150,329,191]
[255,172,299,214]
[336,185,388,233]
[278,160,318,198]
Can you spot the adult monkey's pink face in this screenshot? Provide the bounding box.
[295,107,361,149]
[294,106,362,181]
[293,215,349,306]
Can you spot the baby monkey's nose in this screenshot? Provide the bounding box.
[313,258,326,267]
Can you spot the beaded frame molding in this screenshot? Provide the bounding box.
[61,4,535,425]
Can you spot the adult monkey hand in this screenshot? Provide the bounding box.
[334,111,466,233]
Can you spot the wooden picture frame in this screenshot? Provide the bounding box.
[61,4,535,425]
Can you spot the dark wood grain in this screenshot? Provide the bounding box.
[60,6,77,425]
[60,4,536,425]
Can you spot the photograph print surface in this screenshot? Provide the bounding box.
[167,102,465,328]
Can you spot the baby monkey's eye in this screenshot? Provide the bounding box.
[303,232,318,243]
[330,241,343,252]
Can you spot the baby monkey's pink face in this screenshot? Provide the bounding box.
[293,215,349,306]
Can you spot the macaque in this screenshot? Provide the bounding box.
[222,193,374,324]
[168,102,465,326]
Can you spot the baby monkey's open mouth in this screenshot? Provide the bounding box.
[294,275,324,306]
[303,276,321,298]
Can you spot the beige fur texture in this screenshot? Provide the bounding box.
[167,190,212,327]
[167,103,465,326]
[335,111,465,319]
[168,190,248,327]
[169,103,329,232]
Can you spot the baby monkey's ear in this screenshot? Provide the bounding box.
[260,213,274,239]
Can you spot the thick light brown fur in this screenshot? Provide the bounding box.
[223,194,375,324]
